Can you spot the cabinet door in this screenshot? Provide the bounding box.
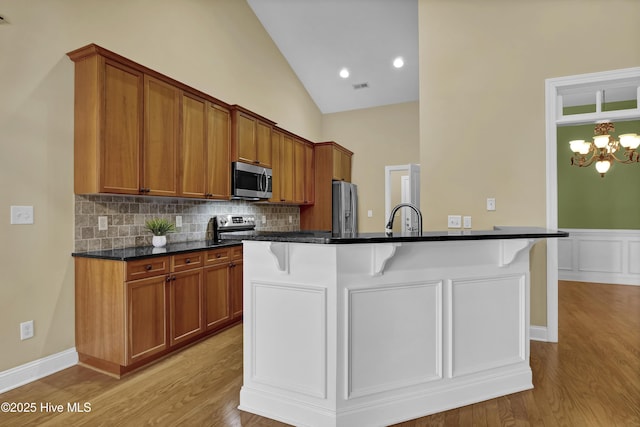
[256,120,272,167]
[332,148,352,182]
[230,259,243,319]
[204,263,231,331]
[144,75,179,196]
[293,139,306,204]
[127,275,168,364]
[341,150,352,183]
[270,130,283,203]
[206,103,231,199]
[169,269,204,346]
[180,93,207,198]
[280,134,295,203]
[236,112,256,164]
[303,142,315,204]
[101,60,143,194]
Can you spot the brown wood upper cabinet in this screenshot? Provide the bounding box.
[68,47,144,195]
[67,44,231,199]
[180,93,231,199]
[270,127,314,205]
[231,106,274,168]
[332,144,352,182]
[144,75,180,196]
[300,142,352,231]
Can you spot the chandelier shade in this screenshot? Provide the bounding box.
[569,122,640,177]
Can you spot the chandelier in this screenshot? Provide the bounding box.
[569,122,640,177]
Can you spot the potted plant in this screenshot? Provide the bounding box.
[145,218,176,248]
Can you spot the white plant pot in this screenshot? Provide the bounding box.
[152,235,167,248]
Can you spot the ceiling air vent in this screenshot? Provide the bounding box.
[352,82,369,90]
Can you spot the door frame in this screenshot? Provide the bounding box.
[544,66,640,342]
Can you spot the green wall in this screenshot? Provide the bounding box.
[557,110,640,230]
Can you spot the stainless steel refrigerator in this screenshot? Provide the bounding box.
[332,181,358,234]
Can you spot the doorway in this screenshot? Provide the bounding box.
[384,164,421,232]
[544,66,640,342]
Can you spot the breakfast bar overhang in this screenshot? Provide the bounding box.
[230,227,568,427]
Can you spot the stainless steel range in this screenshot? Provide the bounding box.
[212,214,256,243]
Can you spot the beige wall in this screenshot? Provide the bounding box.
[0,0,321,372]
[322,102,420,232]
[419,0,640,325]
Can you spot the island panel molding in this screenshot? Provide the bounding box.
[346,280,442,399]
[450,275,527,378]
[250,282,327,399]
[238,235,550,426]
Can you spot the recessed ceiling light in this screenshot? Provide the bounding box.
[393,57,404,68]
[339,68,350,79]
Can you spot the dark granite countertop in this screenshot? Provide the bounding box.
[72,240,242,261]
[220,226,569,244]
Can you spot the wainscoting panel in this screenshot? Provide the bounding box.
[558,229,640,286]
[250,282,327,398]
[346,281,442,399]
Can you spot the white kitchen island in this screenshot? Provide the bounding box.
[231,228,568,427]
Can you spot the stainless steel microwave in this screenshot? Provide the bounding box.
[231,162,273,200]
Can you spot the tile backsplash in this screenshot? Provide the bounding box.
[74,195,300,252]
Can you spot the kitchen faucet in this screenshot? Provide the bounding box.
[385,203,423,236]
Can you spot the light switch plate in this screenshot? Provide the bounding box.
[486,198,496,211]
[463,216,472,229]
[11,206,34,224]
[175,216,182,228]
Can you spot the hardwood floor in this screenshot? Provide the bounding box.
[1,281,638,426]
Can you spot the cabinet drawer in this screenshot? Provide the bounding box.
[126,257,170,281]
[205,248,231,266]
[172,252,204,272]
[231,246,243,260]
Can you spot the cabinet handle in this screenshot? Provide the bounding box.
[254,160,260,164]
[216,253,222,258]
[166,276,171,282]
[185,258,191,264]
[172,276,177,281]
[205,193,213,198]
[145,264,152,271]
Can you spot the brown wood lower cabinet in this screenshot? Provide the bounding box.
[127,275,168,365]
[75,245,243,377]
[169,268,204,346]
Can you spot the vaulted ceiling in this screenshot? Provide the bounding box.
[247,0,419,114]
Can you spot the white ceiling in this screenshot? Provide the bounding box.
[247,0,419,114]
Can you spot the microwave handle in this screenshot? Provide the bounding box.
[259,169,267,192]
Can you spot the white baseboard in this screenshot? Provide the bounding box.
[529,325,548,342]
[0,348,78,395]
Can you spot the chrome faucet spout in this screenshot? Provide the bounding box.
[385,203,423,236]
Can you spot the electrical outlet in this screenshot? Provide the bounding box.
[261,215,267,224]
[487,198,496,211]
[20,320,34,340]
[463,216,472,229]
[367,210,373,218]
[10,206,34,224]
[289,215,293,224]
[98,216,108,231]
[175,216,182,228]
[447,215,462,228]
